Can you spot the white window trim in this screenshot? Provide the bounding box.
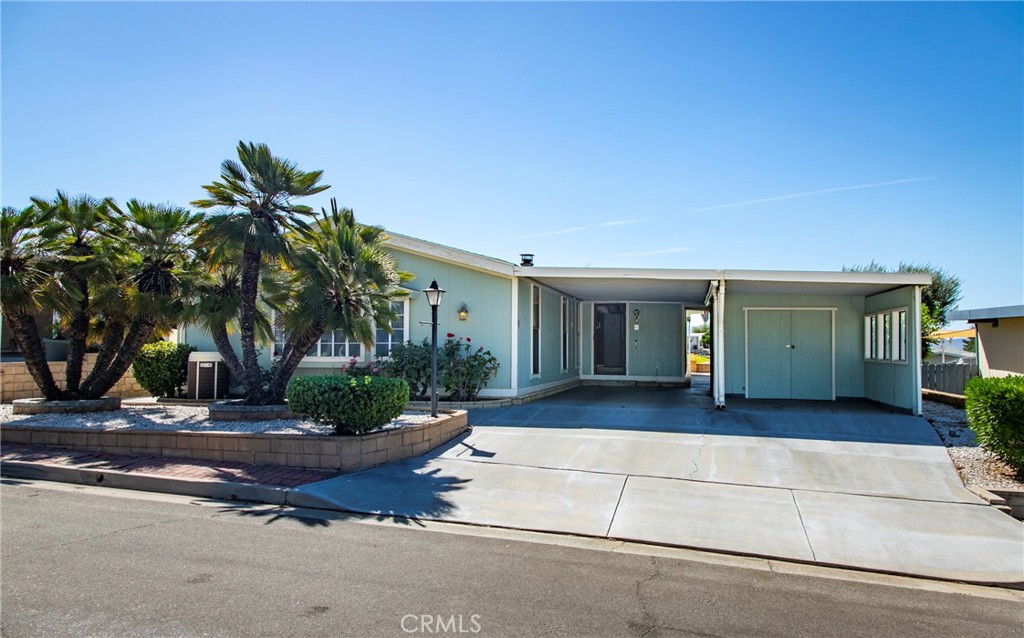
[560,296,569,373]
[371,299,411,360]
[531,284,541,378]
[864,306,909,365]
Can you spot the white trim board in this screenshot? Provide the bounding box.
[743,307,837,401]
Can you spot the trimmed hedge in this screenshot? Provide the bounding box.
[287,375,410,435]
[132,342,194,398]
[965,375,1024,472]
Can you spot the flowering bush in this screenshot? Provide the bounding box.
[343,357,382,377]
[381,335,500,401]
[440,336,499,401]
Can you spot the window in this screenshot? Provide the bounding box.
[531,285,541,376]
[274,314,362,359]
[883,313,892,360]
[561,296,569,372]
[374,301,407,358]
[864,307,909,363]
[867,315,878,359]
[898,310,907,361]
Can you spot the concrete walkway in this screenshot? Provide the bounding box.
[293,384,1024,584]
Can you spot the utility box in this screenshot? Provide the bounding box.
[186,352,229,400]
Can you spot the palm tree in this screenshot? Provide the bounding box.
[192,141,329,404]
[1,194,203,401]
[266,199,411,403]
[1,204,61,397]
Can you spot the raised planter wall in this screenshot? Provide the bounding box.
[0,355,148,403]
[0,410,468,473]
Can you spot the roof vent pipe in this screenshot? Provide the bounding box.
[520,254,534,267]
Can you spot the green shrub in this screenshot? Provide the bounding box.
[132,342,194,398]
[381,340,432,399]
[965,375,1024,472]
[287,375,409,435]
[380,335,501,401]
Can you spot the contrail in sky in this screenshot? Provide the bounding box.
[689,177,935,213]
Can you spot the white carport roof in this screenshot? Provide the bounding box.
[515,266,931,305]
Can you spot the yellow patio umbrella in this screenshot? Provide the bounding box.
[927,327,976,340]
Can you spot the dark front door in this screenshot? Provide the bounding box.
[594,303,626,375]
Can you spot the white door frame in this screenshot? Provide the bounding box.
[743,307,837,400]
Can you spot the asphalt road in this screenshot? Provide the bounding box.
[2,480,1021,638]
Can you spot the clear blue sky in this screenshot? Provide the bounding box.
[3,1,1022,317]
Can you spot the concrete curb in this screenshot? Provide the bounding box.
[0,461,290,505]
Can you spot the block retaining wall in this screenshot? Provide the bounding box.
[1,355,148,403]
[0,410,468,473]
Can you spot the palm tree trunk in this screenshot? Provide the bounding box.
[64,277,90,396]
[87,318,126,380]
[267,327,323,404]
[209,321,247,394]
[238,237,265,402]
[79,319,156,399]
[3,311,62,400]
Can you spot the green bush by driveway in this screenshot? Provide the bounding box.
[287,375,409,434]
[965,375,1024,472]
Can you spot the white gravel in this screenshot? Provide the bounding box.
[923,399,1023,491]
[0,403,435,436]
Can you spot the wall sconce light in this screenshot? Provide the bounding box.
[633,309,641,331]
[458,304,469,321]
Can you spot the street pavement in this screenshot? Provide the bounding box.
[3,481,1022,638]
[292,385,1024,584]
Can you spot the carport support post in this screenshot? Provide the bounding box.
[713,280,727,409]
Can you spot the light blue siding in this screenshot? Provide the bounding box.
[581,303,594,375]
[864,286,919,411]
[517,279,579,389]
[388,249,514,391]
[626,303,684,378]
[725,293,865,398]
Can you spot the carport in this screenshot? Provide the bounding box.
[516,267,931,414]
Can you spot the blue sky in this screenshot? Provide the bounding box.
[3,1,1022,317]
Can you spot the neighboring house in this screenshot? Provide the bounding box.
[176,233,932,414]
[924,326,978,366]
[947,305,1024,378]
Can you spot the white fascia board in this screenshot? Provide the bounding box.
[515,266,723,281]
[385,233,516,278]
[723,270,932,286]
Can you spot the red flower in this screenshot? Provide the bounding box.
[446,332,455,338]
[466,337,471,343]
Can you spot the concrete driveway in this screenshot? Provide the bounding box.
[294,382,1024,584]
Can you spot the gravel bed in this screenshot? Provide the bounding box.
[0,403,435,436]
[923,399,1023,491]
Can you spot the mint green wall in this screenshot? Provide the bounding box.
[864,286,919,411]
[724,293,865,398]
[627,303,684,378]
[517,279,580,388]
[389,249,514,391]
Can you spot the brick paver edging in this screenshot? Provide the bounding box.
[0,410,468,472]
[0,443,331,488]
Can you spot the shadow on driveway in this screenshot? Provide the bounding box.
[469,385,942,446]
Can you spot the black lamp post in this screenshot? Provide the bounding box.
[423,279,446,417]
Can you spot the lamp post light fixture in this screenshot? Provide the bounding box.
[424,279,446,417]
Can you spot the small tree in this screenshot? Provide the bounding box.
[192,141,330,404]
[1,195,203,400]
